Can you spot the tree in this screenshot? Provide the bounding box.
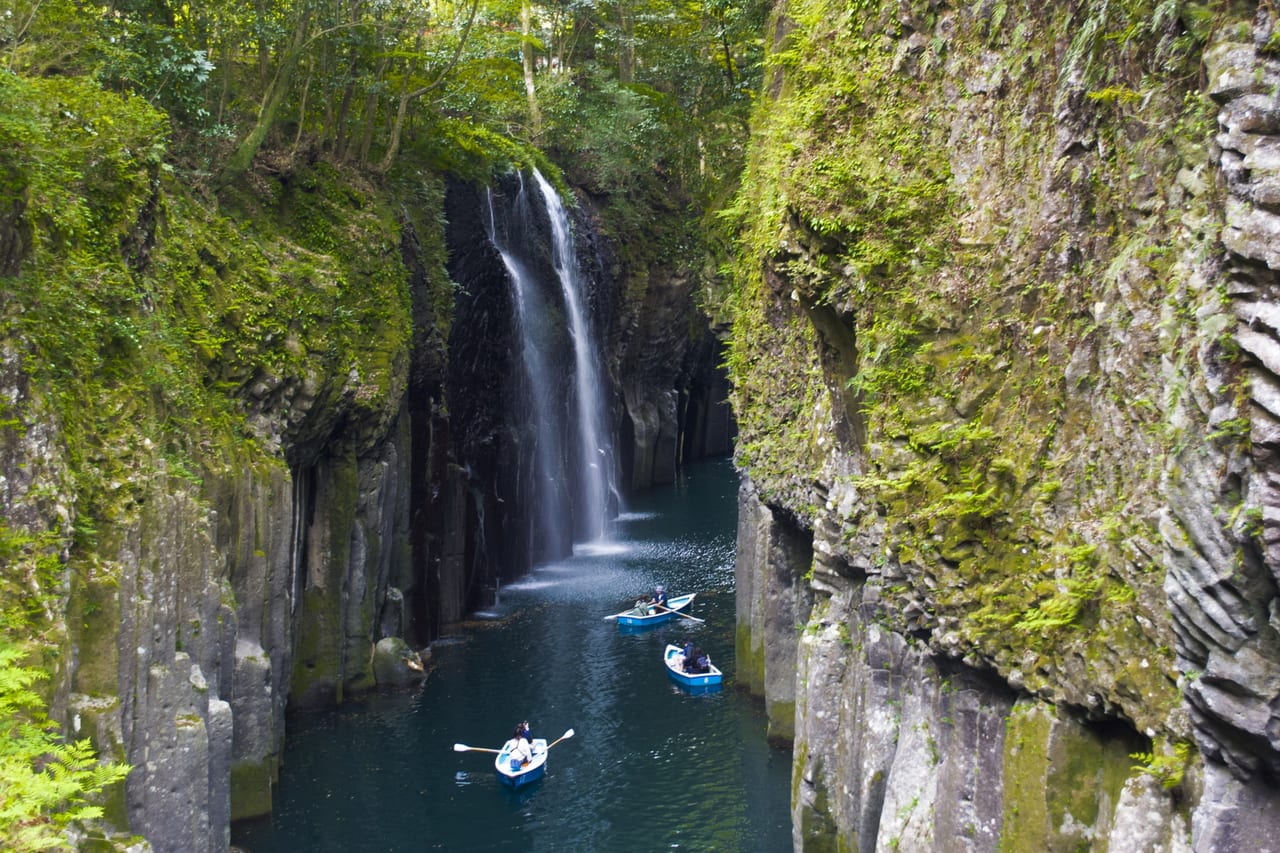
[377,0,484,172]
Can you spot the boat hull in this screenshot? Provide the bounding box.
[613,593,697,628]
[664,644,723,689]
[495,738,548,788]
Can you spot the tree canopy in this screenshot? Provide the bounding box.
[5,0,766,200]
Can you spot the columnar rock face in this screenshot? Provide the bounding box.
[3,155,440,847]
[735,479,812,742]
[729,1,1280,849]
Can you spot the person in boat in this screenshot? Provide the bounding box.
[681,639,695,664]
[686,648,710,674]
[509,721,533,769]
[632,585,669,617]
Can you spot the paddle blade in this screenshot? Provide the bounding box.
[453,743,470,752]
[561,728,575,740]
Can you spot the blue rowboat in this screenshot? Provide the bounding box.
[495,737,548,788]
[664,644,723,689]
[609,593,697,628]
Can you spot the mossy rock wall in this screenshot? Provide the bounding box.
[0,71,456,847]
[728,0,1280,847]
[789,554,1196,851]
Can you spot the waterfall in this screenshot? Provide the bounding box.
[485,178,569,559]
[482,169,616,560]
[531,169,615,543]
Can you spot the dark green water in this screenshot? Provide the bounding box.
[232,457,793,852]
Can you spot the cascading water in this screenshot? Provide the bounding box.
[531,169,616,544]
[486,178,569,560]
[484,170,617,561]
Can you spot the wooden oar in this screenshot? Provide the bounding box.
[546,728,575,749]
[455,728,573,754]
[657,604,705,623]
[452,742,503,754]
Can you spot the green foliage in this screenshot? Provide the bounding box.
[0,645,132,850]
[1207,416,1250,445]
[1087,86,1141,107]
[1130,738,1192,789]
[0,523,65,638]
[1,0,103,76]
[96,19,216,127]
[0,74,167,258]
[6,0,763,203]
[543,71,665,196]
[1014,570,1102,635]
[409,117,542,185]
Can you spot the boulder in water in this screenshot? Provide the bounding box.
[373,637,428,686]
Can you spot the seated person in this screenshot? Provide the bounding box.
[508,722,533,769]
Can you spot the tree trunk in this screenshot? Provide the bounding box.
[521,0,541,135]
[293,59,313,150]
[357,54,391,165]
[220,9,312,185]
[618,2,634,83]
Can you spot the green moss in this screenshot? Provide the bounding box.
[231,759,276,821]
[794,749,841,853]
[767,698,796,743]
[722,0,1225,737]
[1001,703,1052,851]
[736,620,767,695]
[65,568,123,697]
[1001,702,1145,850]
[289,585,345,704]
[791,738,808,805]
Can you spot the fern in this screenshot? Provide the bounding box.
[1130,738,1192,789]
[0,644,132,851]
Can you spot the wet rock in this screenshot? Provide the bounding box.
[373,637,427,687]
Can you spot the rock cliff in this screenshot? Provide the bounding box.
[729,1,1280,849]
[1,112,727,850]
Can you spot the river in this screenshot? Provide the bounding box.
[232,456,793,852]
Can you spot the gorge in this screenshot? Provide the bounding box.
[4,0,1280,851]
